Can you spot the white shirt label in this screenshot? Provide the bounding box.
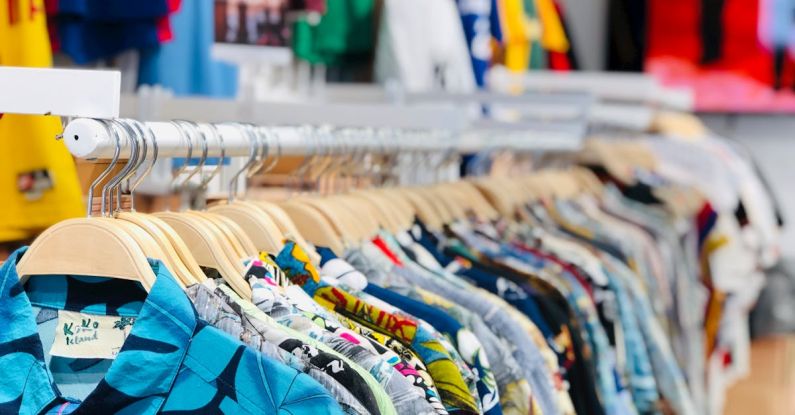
[50,310,135,360]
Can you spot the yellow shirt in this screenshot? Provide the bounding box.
[497,0,532,71]
[535,0,569,53]
[0,0,84,241]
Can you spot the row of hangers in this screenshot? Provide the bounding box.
[16,118,615,303]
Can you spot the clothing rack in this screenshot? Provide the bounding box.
[1,67,592,162]
[0,67,774,415]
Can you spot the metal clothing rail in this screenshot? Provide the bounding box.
[486,68,694,111]
[120,90,469,131]
[322,84,653,133]
[63,117,579,161]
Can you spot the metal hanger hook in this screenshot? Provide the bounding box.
[199,123,225,189]
[103,119,140,215]
[247,124,268,179]
[169,120,194,192]
[224,122,258,202]
[87,119,122,218]
[127,119,159,211]
[116,118,149,212]
[258,126,281,175]
[174,120,208,193]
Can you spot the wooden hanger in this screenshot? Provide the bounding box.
[142,214,206,281]
[177,212,246,271]
[570,167,605,196]
[454,182,500,221]
[208,213,258,254]
[347,190,400,233]
[194,123,286,255]
[209,202,284,253]
[115,119,206,284]
[446,183,486,221]
[116,212,195,286]
[412,187,455,225]
[579,138,637,185]
[279,200,345,255]
[429,184,468,221]
[380,190,418,230]
[82,119,192,288]
[471,178,515,218]
[187,211,254,259]
[249,201,322,264]
[398,188,444,231]
[154,211,252,299]
[294,196,360,246]
[330,194,380,242]
[547,171,580,200]
[16,218,159,290]
[376,189,419,231]
[334,194,382,239]
[16,126,160,290]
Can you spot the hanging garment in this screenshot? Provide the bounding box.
[248,255,451,415]
[493,0,531,71]
[352,236,560,415]
[374,0,476,92]
[292,0,376,66]
[138,0,239,97]
[409,220,606,415]
[606,0,647,71]
[317,246,501,415]
[274,241,482,415]
[188,279,394,415]
[0,248,344,414]
[188,281,373,415]
[51,0,173,64]
[700,0,726,64]
[0,0,84,242]
[455,0,492,86]
[240,262,442,415]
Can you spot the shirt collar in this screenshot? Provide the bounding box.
[0,247,197,414]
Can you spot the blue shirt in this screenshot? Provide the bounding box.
[0,247,343,415]
[138,0,239,97]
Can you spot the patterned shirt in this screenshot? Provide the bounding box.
[243,274,439,415]
[317,247,494,415]
[274,241,480,415]
[245,261,448,415]
[343,244,537,415]
[187,281,372,415]
[211,283,398,415]
[0,247,343,415]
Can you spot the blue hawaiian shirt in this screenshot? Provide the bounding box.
[0,247,344,415]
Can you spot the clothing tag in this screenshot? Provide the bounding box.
[50,310,135,360]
